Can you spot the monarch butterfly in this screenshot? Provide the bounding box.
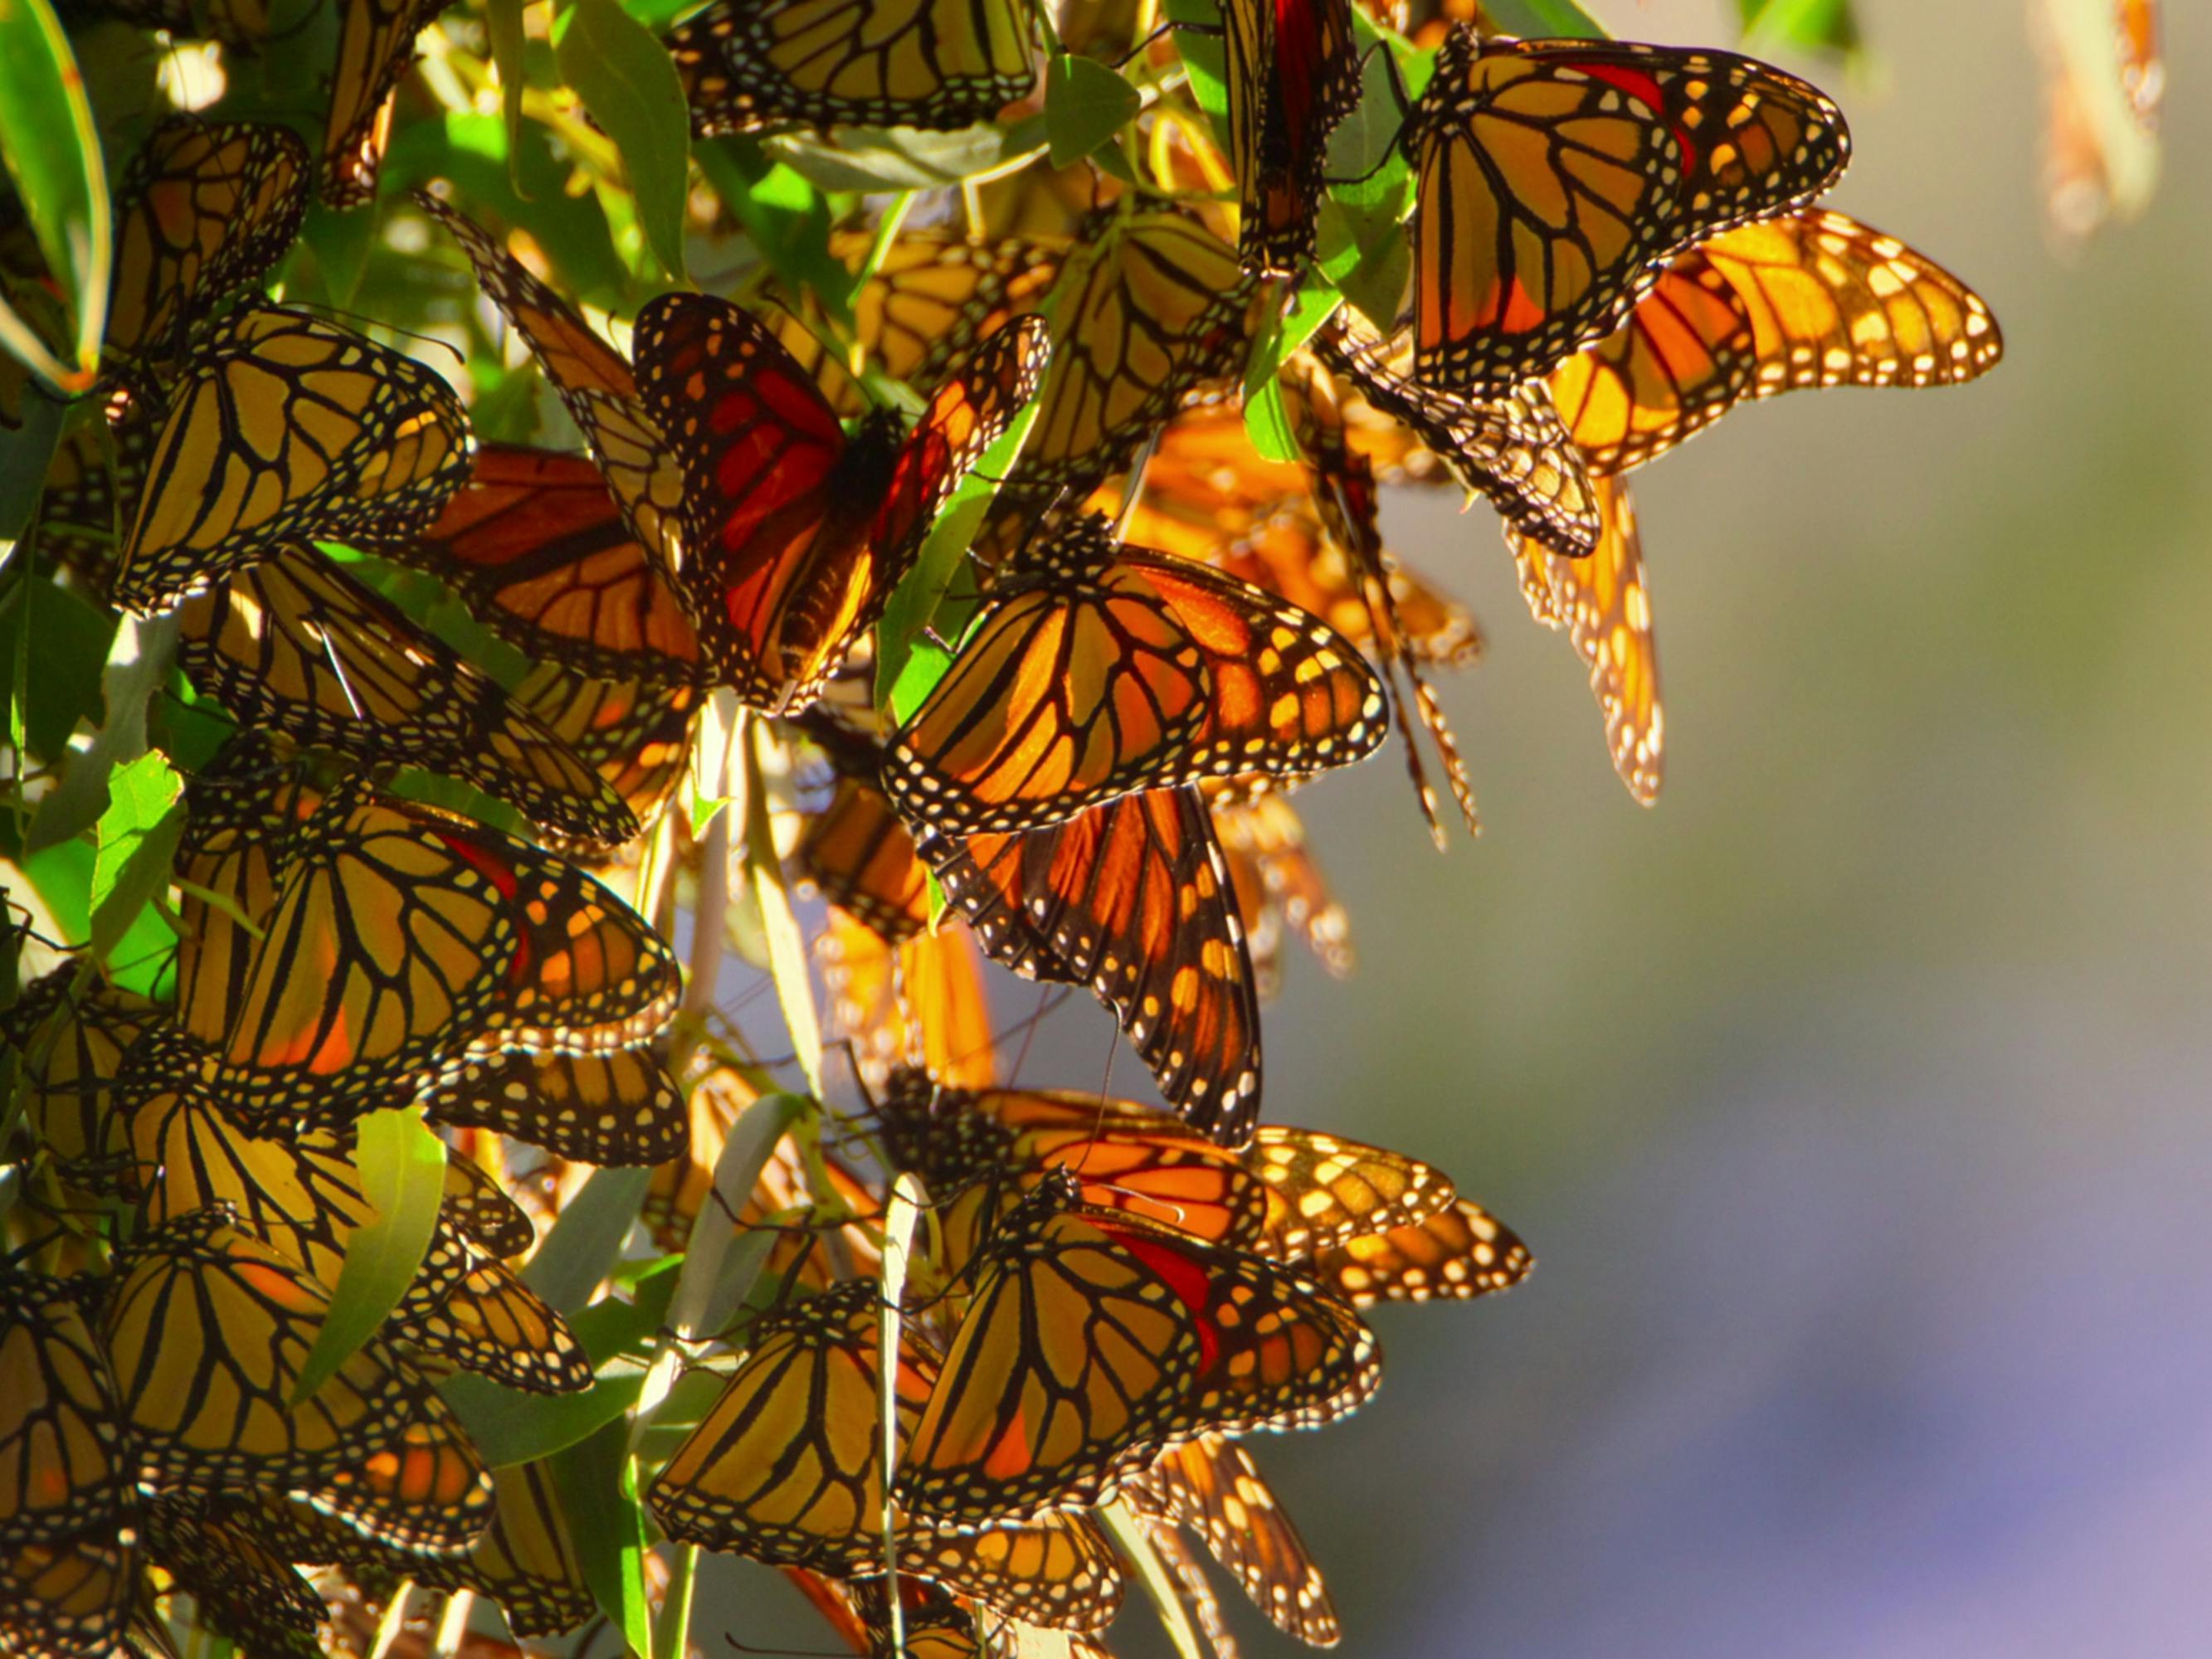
[2,971,157,1201]
[440,1151,535,1260]
[1216,0,1362,275]
[820,907,1001,1097]
[1318,311,1600,558]
[1136,1517,1242,1659]
[100,1208,453,1490]
[1549,210,2005,474]
[1312,1194,1534,1304]
[1406,26,1852,392]
[406,1459,597,1637]
[631,295,1050,710]
[174,545,639,850]
[105,118,309,373]
[885,514,1388,837]
[2038,0,2162,245]
[142,1491,329,1657]
[284,1412,497,1554]
[323,0,448,207]
[795,771,933,944]
[649,1281,1125,1631]
[915,786,1264,1144]
[665,0,1037,135]
[772,231,1065,415]
[510,664,703,840]
[393,1231,592,1396]
[1508,473,1662,803]
[31,417,138,591]
[1214,790,1353,998]
[899,1173,1380,1525]
[1126,1435,1338,1647]
[183,780,679,1129]
[402,444,706,687]
[873,1071,1271,1273]
[418,1043,689,1168]
[0,1530,137,1659]
[115,306,474,614]
[0,1267,124,1549]
[1006,209,1260,508]
[847,1575,1000,1659]
[417,196,690,580]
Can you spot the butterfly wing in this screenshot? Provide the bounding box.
[174,545,638,849]
[322,0,447,207]
[667,0,1036,134]
[1219,0,1362,275]
[512,663,703,837]
[918,786,1265,1144]
[116,307,473,612]
[1409,27,1850,391]
[420,1044,689,1167]
[1312,1196,1535,1304]
[1245,1125,1457,1258]
[403,444,704,685]
[0,1272,124,1547]
[1127,1435,1339,1647]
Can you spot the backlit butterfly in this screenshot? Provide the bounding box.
[1406,26,1850,392]
[632,296,1050,710]
[884,513,1387,836]
[1548,209,2004,474]
[1216,0,1362,275]
[323,0,449,207]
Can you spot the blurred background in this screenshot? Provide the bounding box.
[684,0,2211,1652]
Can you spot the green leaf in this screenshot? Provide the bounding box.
[0,575,113,763]
[290,1109,446,1406]
[874,396,1042,703]
[1484,0,1608,38]
[1164,0,1230,135]
[872,1171,924,1646]
[743,721,823,1097]
[1740,0,1859,53]
[665,1090,808,1340]
[764,114,1049,192]
[554,1415,654,1658]
[487,0,531,192]
[1045,53,1142,168]
[0,387,64,544]
[1242,283,1343,462]
[0,0,110,386]
[522,1165,651,1313]
[13,838,174,996]
[293,202,376,310]
[26,611,177,854]
[1318,189,1411,336]
[696,138,850,319]
[87,750,181,963]
[552,0,691,283]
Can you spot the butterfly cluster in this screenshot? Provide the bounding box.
[0,0,2003,1655]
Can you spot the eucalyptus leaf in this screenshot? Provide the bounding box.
[665,1091,808,1340]
[87,749,181,962]
[1045,53,1142,168]
[0,0,109,383]
[523,1165,651,1313]
[764,114,1048,192]
[553,0,691,282]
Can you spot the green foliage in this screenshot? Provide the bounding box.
[0,0,107,387]
[1046,52,1143,167]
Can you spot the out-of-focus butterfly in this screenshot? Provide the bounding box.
[2037,0,2161,246]
[1406,26,1851,392]
[665,0,1037,134]
[174,544,638,849]
[114,306,473,613]
[899,1173,1380,1525]
[819,907,1001,1097]
[884,513,1387,836]
[1214,789,1352,997]
[323,0,449,207]
[1549,209,2005,474]
[632,295,1050,710]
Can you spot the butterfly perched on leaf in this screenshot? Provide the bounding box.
[1406,26,1852,392]
[665,0,1038,134]
[914,786,1264,1144]
[898,1171,1380,1525]
[1549,209,2005,474]
[632,295,1050,711]
[884,513,1388,836]
[174,544,639,850]
[1212,0,1363,275]
[649,1279,1124,1631]
[114,305,473,614]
